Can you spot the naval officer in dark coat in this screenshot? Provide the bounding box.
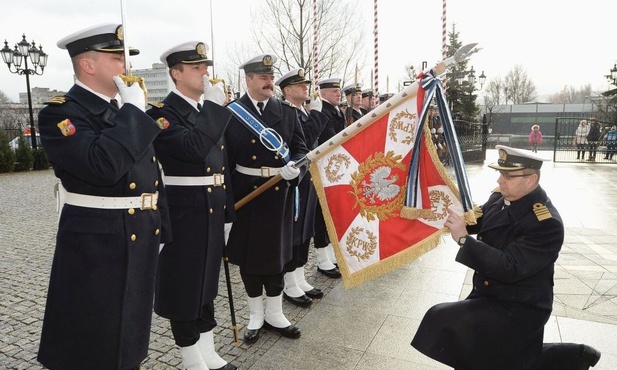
[311,77,345,279]
[37,23,169,370]
[224,53,308,344]
[411,145,601,370]
[275,68,328,307]
[146,41,236,370]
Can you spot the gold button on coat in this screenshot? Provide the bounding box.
[251,138,256,144]
[152,156,156,162]
[128,208,135,215]
[207,167,211,173]
[155,229,160,236]
[484,280,489,286]
[129,182,136,190]
[207,188,212,193]
[252,155,257,160]
[131,234,137,242]
[154,180,159,186]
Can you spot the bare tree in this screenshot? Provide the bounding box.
[503,65,537,104]
[548,84,592,104]
[0,90,12,104]
[223,0,367,93]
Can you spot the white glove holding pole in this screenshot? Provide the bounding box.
[203,75,226,106]
[280,160,300,180]
[310,95,322,112]
[113,76,146,112]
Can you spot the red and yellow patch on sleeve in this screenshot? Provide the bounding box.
[156,117,170,129]
[57,119,76,136]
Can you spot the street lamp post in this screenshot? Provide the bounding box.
[1,35,48,169]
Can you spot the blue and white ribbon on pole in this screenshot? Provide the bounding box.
[405,68,474,214]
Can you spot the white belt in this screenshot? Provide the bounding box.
[235,164,283,177]
[164,174,224,186]
[57,184,158,210]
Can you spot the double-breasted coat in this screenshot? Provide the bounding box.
[289,104,328,266]
[225,95,308,275]
[37,84,170,370]
[313,100,347,248]
[147,93,234,321]
[412,185,564,370]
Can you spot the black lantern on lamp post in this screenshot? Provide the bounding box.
[1,35,48,169]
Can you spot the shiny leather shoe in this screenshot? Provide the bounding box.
[283,292,312,307]
[263,321,301,339]
[243,327,261,343]
[303,288,324,299]
[211,363,238,370]
[579,344,601,369]
[318,266,341,278]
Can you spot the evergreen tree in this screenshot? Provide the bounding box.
[14,135,34,171]
[0,129,16,173]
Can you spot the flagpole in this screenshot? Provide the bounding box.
[373,0,379,97]
[312,0,319,93]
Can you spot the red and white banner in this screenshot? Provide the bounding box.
[309,87,464,288]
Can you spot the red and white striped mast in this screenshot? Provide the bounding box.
[312,0,319,94]
[373,0,379,97]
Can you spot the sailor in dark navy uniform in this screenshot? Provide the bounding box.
[224,54,308,344]
[412,145,602,370]
[312,77,344,279]
[360,88,374,115]
[37,23,169,370]
[342,82,364,124]
[146,41,236,370]
[275,68,328,308]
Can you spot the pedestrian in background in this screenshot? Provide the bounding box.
[574,120,589,160]
[529,124,543,153]
[586,117,601,161]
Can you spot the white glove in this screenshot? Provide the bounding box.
[224,222,233,245]
[203,76,226,106]
[113,75,145,112]
[280,160,300,180]
[310,95,322,112]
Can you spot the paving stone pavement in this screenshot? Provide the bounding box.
[0,169,339,369]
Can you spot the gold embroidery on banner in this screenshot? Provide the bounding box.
[388,109,416,145]
[346,226,378,262]
[325,153,351,183]
[349,151,406,221]
[423,189,454,221]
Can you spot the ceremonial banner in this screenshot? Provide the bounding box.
[309,75,469,289]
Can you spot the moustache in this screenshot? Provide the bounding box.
[262,85,274,91]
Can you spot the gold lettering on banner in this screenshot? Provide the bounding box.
[389,110,416,145]
[350,151,406,221]
[325,153,351,183]
[346,227,378,261]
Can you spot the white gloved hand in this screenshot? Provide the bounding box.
[280,160,300,180]
[113,75,145,112]
[310,95,322,112]
[203,76,226,106]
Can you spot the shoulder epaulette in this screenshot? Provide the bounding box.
[533,202,552,221]
[491,186,501,193]
[281,100,296,109]
[45,96,68,105]
[148,102,165,108]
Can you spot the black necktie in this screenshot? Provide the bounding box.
[197,103,202,111]
[257,102,264,115]
[110,99,119,109]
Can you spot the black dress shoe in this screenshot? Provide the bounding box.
[211,363,238,370]
[303,288,324,299]
[283,292,312,307]
[243,327,261,343]
[263,321,301,339]
[318,266,341,278]
[579,344,601,369]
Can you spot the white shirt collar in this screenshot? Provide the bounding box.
[75,79,121,105]
[172,88,201,111]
